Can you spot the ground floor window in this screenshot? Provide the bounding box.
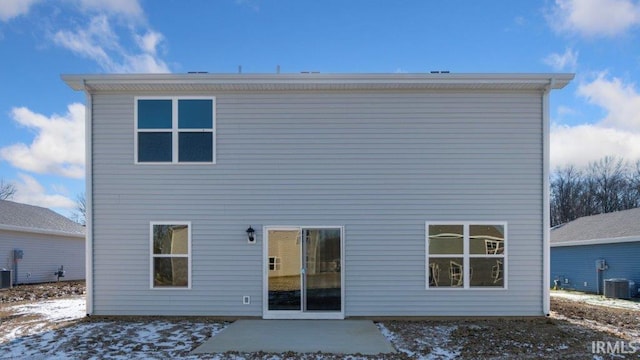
[268,256,281,271]
[426,222,506,289]
[150,222,191,289]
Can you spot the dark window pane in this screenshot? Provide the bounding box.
[179,132,213,162]
[178,99,213,129]
[153,225,189,255]
[153,257,188,287]
[138,100,172,129]
[470,258,504,287]
[138,132,172,162]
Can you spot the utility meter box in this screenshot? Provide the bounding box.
[595,259,607,271]
[13,249,23,260]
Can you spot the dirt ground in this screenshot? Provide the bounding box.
[1,281,639,359]
[0,280,85,303]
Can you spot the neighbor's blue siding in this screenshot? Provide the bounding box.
[551,242,640,294]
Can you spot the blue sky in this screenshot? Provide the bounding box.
[1,0,640,217]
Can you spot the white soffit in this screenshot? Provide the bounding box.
[62,73,574,93]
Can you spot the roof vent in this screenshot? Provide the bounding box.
[430,71,450,74]
[187,71,208,74]
[300,71,320,74]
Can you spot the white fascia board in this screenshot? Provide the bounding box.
[551,236,640,247]
[61,73,574,92]
[0,224,85,239]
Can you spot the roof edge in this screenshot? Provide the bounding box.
[62,73,574,92]
[0,224,85,239]
[551,235,640,247]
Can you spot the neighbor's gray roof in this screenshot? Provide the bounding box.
[0,200,85,237]
[62,73,574,93]
[551,207,640,244]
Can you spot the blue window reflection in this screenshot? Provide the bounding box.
[178,100,213,129]
[138,100,172,129]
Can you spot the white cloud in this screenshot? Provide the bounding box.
[551,123,640,168]
[578,73,640,130]
[543,48,579,71]
[53,15,118,71]
[551,74,640,168]
[134,31,163,55]
[557,105,577,116]
[0,103,85,179]
[77,0,143,18]
[53,15,169,73]
[236,0,260,11]
[0,0,40,22]
[548,0,640,37]
[12,173,76,209]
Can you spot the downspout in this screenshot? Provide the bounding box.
[84,82,94,316]
[542,78,555,316]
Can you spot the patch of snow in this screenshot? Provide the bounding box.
[551,291,640,311]
[8,296,86,322]
[377,322,460,360]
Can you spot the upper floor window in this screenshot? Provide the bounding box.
[426,222,506,289]
[135,97,215,164]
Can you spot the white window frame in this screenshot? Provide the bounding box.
[150,221,192,290]
[135,96,216,164]
[425,221,507,290]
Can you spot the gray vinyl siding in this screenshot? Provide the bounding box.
[551,242,640,294]
[0,230,85,284]
[90,90,544,316]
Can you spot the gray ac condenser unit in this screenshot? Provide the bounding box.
[604,279,632,299]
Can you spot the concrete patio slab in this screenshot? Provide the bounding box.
[191,319,397,355]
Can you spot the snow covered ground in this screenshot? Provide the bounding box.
[0,293,638,359]
[0,297,228,359]
[550,290,640,311]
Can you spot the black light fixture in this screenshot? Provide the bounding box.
[246,226,256,243]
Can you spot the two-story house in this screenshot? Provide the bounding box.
[63,73,572,318]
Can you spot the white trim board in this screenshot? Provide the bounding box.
[551,236,640,247]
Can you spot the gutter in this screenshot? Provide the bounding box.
[0,224,85,238]
[61,73,575,92]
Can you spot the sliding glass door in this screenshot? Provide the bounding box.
[264,227,343,319]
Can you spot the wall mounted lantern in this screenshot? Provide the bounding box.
[246,226,256,243]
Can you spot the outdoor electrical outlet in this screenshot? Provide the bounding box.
[243,296,250,304]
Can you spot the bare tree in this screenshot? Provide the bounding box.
[0,179,16,200]
[550,165,584,227]
[71,192,86,225]
[550,156,640,226]
[588,156,626,214]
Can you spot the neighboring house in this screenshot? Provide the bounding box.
[0,200,86,285]
[63,72,572,318]
[551,208,640,296]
